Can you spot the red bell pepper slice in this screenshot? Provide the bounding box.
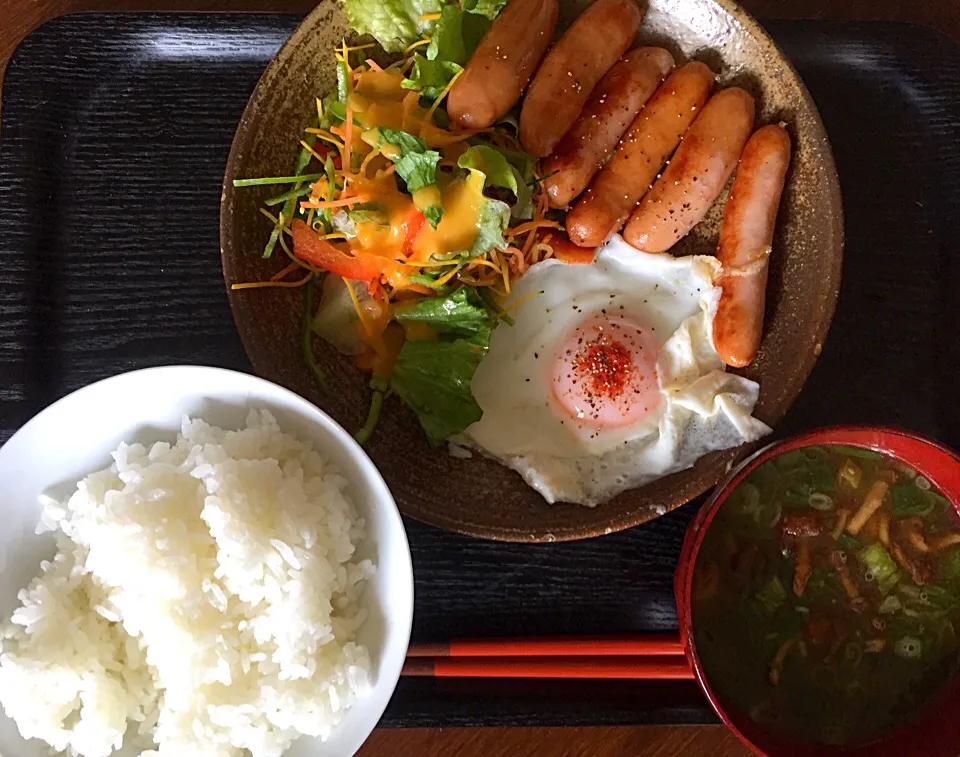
[291,219,385,284]
[402,209,427,258]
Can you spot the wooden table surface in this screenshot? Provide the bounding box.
[1,0,956,754]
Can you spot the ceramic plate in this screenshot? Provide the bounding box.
[220,0,843,542]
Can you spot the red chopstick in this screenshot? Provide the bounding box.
[402,655,693,679]
[407,634,685,658]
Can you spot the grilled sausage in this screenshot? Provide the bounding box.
[712,124,791,368]
[623,87,756,253]
[447,0,559,130]
[541,47,675,209]
[519,0,643,157]
[565,62,715,247]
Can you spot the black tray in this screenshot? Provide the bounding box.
[1,13,958,728]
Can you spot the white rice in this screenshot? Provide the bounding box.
[0,410,373,757]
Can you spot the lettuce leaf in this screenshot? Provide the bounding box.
[348,202,389,224]
[342,0,443,53]
[393,286,491,336]
[461,0,508,19]
[470,196,511,256]
[458,144,533,219]
[391,289,494,444]
[457,146,530,228]
[401,5,489,100]
[402,55,463,100]
[427,5,490,64]
[423,204,444,228]
[458,145,518,194]
[362,126,442,195]
[362,126,429,155]
[396,152,442,193]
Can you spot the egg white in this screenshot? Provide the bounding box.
[460,235,771,506]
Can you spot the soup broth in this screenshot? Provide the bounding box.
[693,444,960,747]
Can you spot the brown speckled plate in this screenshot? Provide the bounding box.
[220,0,843,542]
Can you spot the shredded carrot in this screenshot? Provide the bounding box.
[365,58,383,72]
[418,12,442,21]
[358,148,380,177]
[259,207,281,225]
[342,105,354,177]
[300,195,371,210]
[406,284,435,295]
[404,38,431,54]
[502,288,543,314]
[433,265,463,288]
[499,255,511,294]
[305,128,345,147]
[426,69,463,123]
[504,247,527,274]
[270,261,302,281]
[529,240,555,261]
[421,125,483,148]
[521,228,540,258]
[466,258,500,272]
[299,139,331,165]
[344,276,374,338]
[377,164,397,178]
[232,272,314,290]
[506,219,563,239]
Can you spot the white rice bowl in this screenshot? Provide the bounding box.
[0,367,413,757]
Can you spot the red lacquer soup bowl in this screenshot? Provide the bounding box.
[675,427,960,756]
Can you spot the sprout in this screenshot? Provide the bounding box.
[895,637,923,659]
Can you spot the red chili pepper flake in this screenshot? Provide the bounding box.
[573,331,633,401]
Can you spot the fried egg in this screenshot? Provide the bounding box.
[460,235,771,505]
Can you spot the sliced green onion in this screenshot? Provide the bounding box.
[838,533,860,551]
[899,583,921,599]
[336,59,350,103]
[766,501,783,528]
[916,476,931,491]
[808,493,834,511]
[843,642,863,667]
[736,482,761,515]
[261,223,282,261]
[828,445,883,460]
[259,128,321,259]
[234,173,322,187]
[265,184,315,207]
[879,595,902,614]
[318,155,337,232]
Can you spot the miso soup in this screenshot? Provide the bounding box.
[692,444,960,747]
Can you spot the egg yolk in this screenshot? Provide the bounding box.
[550,316,663,428]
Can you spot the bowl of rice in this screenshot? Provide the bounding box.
[0,365,414,757]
